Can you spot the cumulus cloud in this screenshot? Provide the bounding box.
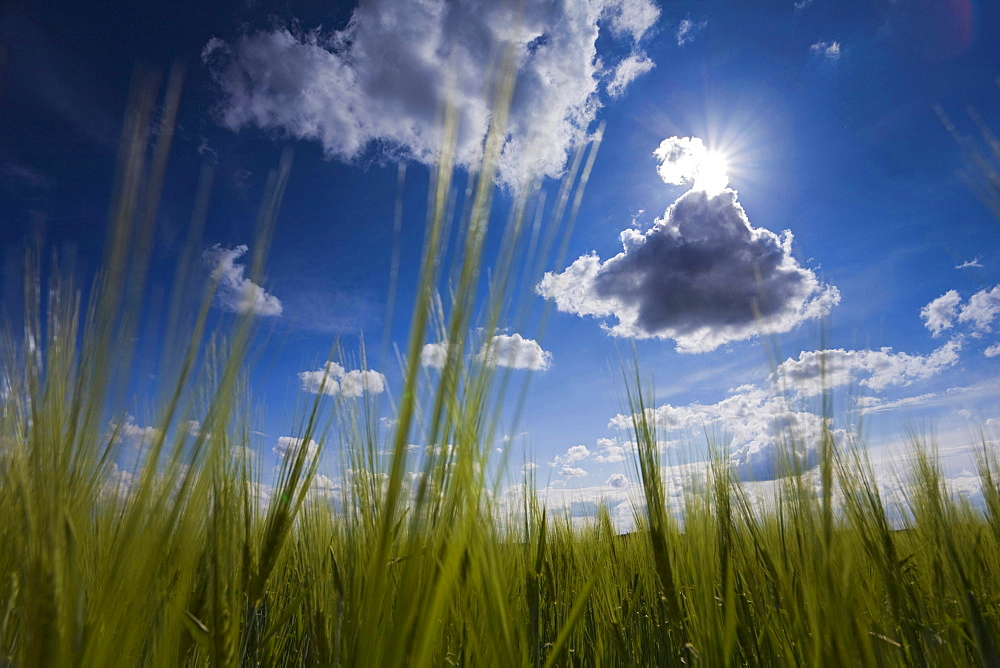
[593,437,626,463]
[921,285,1000,354]
[202,244,282,316]
[538,186,839,353]
[606,472,629,488]
[204,0,660,187]
[420,342,454,369]
[775,340,962,397]
[921,290,961,336]
[560,465,588,477]
[475,333,552,370]
[675,18,707,46]
[606,52,655,98]
[958,285,1000,331]
[273,436,319,461]
[609,384,842,481]
[810,40,841,59]
[298,361,387,397]
[113,415,160,450]
[553,444,592,466]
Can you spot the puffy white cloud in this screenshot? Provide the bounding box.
[113,415,160,451]
[606,472,629,488]
[560,465,588,477]
[810,40,841,60]
[420,342,454,369]
[553,444,591,466]
[204,0,660,187]
[604,0,661,40]
[538,187,839,353]
[921,290,961,336]
[202,244,282,316]
[775,340,962,397]
[921,285,1000,354]
[273,436,319,461]
[675,18,707,46]
[606,52,654,98]
[298,361,387,398]
[594,437,626,463]
[958,285,1000,331]
[475,333,552,370]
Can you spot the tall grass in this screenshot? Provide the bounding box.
[2,66,999,667]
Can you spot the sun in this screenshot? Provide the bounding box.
[693,150,730,195]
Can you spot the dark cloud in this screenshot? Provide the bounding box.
[538,188,839,352]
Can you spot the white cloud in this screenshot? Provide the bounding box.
[560,465,588,477]
[809,40,841,60]
[204,0,660,187]
[475,333,552,370]
[653,136,728,194]
[182,420,201,437]
[606,52,655,98]
[921,290,961,336]
[113,415,160,450]
[958,285,1000,331]
[298,361,387,398]
[202,244,282,316]
[855,392,940,413]
[775,340,962,397]
[103,463,135,499]
[794,0,815,10]
[538,185,839,353]
[608,383,841,481]
[553,444,591,466]
[605,0,661,40]
[606,472,629,488]
[956,257,983,269]
[420,342,454,369]
[273,436,319,461]
[675,18,707,46]
[921,285,1000,354]
[594,437,626,463]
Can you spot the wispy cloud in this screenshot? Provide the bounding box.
[956,256,983,269]
[606,52,655,98]
[810,40,841,60]
[204,0,660,187]
[202,244,282,316]
[676,18,707,46]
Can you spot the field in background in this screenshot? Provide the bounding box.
[1,69,999,667]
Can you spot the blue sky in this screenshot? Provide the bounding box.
[2,0,999,516]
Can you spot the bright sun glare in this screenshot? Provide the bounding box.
[694,151,730,195]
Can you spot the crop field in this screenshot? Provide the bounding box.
[2,67,999,668]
